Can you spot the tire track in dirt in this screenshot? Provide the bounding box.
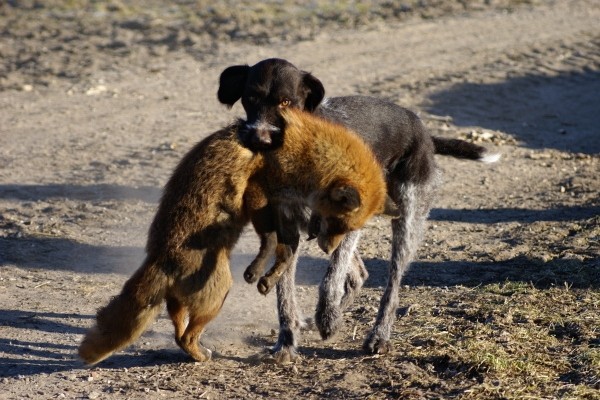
[248,0,600,96]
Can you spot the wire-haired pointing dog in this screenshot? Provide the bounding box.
[218,58,499,361]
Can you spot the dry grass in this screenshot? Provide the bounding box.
[346,283,600,399]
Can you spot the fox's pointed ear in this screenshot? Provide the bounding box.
[302,72,325,111]
[329,184,361,212]
[217,65,249,108]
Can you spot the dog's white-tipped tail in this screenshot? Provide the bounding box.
[480,151,501,163]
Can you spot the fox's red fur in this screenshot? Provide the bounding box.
[78,109,385,365]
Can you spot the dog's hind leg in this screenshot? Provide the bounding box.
[315,229,363,340]
[363,175,438,354]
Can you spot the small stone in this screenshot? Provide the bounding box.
[85,85,107,96]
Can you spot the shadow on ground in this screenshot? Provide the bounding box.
[429,204,600,223]
[363,255,599,289]
[0,184,161,203]
[2,203,597,282]
[425,70,600,154]
[0,236,144,274]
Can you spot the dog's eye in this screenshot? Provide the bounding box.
[279,99,291,108]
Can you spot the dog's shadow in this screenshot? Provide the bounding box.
[423,69,600,154]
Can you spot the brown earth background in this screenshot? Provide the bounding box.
[0,1,599,399]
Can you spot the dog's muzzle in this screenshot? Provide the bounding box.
[240,121,281,150]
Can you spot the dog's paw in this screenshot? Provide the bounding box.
[363,332,392,355]
[302,316,315,331]
[315,302,343,340]
[269,345,299,365]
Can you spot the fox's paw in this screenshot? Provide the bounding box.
[244,265,260,284]
[257,276,276,295]
[363,331,392,355]
[180,341,212,362]
[189,346,212,362]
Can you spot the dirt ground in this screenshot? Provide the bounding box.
[0,0,599,399]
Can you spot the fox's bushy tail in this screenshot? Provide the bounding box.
[433,136,500,163]
[78,259,168,365]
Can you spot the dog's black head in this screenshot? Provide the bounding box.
[218,58,325,151]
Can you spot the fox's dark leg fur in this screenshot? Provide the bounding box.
[257,206,301,295]
[243,184,277,284]
[257,242,297,295]
[244,231,277,284]
[339,251,369,312]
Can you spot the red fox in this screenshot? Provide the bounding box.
[78,109,386,365]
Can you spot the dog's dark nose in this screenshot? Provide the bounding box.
[254,129,272,145]
[242,121,280,150]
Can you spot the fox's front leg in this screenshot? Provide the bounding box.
[244,185,277,284]
[257,209,300,295]
[244,231,277,284]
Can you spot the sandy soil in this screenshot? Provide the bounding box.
[0,0,598,398]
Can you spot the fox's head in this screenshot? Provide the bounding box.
[312,179,385,254]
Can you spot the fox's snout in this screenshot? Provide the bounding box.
[317,233,346,255]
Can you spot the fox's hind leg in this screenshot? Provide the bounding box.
[178,287,231,362]
[179,314,216,361]
[166,296,187,347]
[177,252,233,362]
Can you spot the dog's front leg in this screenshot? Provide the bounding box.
[315,229,363,339]
[271,248,304,363]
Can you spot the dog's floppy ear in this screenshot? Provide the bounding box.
[217,65,250,107]
[328,183,361,212]
[302,72,325,111]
